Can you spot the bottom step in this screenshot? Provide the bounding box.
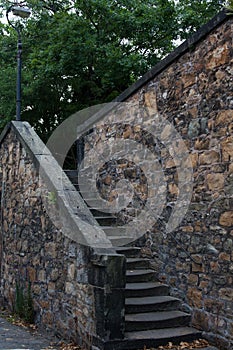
[104,327,202,350]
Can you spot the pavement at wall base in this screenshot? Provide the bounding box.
[0,309,217,350]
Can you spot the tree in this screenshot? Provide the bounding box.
[0,0,225,139]
[175,0,225,38]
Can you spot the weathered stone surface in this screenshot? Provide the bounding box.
[206,173,225,191]
[0,127,125,349]
[219,211,233,227]
[86,14,233,348]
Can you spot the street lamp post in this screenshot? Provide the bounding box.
[6,5,31,121]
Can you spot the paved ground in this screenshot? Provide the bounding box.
[0,316,219,350]
[0,317,60,350]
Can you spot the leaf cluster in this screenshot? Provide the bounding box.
[0,0,224,139]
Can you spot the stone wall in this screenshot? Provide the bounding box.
[0,123,125,349]
[81,12,233,349]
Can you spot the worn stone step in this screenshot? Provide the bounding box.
[125,310,191,331]
[110,236,134,246]
[90,208,115,217]
[125,295,181,313]
[93,216,118,226]
[102,226,127,236]
[104,327,202,350]
[123,327,202,349]
[114,246,141,258]
[126,257,150,270]
[126,269,156,283]
[80,198,110,208]
[125,282,169,297]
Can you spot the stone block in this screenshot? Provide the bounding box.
[219,211,233,227]
[206,173,225,191]
[187,287,203,308]
[199,150,220,165]
[219,288,233,301]
[221,136,233,161]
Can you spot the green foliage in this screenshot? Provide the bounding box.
[14,281,34,324]
[175,0,225,39]
[226,0,233,12]
[0,0,225,139]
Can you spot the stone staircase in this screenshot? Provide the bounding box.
[64,170,131,246]
[65,170,217,349]
[109,246,202,349]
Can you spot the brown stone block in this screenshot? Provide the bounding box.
[210,261,220,273]
[199,150,220,165]
[103,175,112,185]
[199,280,209,291]
[38,269,46,282]
[188,274,198,285]
[144,90,158,112]
[68,264,76,280]
[42,311,54,325]
[165,158,175,169]
[48,282,55,293]
[39,300,50,309]
[221,136,233,161]
[219,287,233,301]
[219,252,231,261]
[192,262,204,273]
[195,138,210,150]
[169,277,177,286]
[168,183,179,196]
[27,266,36,282]
[187,287,203,308]
[32,284,41,294]
[216,110,233,126]
[192,310,210,331]
[45,242,57,258]
[190,153,198,168]
[182,73,196,88]
[123,126,132,139]
[219,211,233,227]
[206,173,225,191]
[206,43,230,70]
[181,226,194,233]
[204,298,223,313]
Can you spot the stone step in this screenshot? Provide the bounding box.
[114,246,141,258]
[102,226,127,236]
[80,199,109,208]
[110,236,134,246]
[124,327,202,349]
[90,208,116,218]
[105,327,202,350]
[93,216,118,226]
[126,269,157,283]
[125,295,181,314]
[126,257,150,270]
[125,310,191,332]
[125,282,169,297]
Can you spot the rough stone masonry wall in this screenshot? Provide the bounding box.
[0,129,96,347]
[85,14,233,349]
[0,126,126,350]
[128,16,233,349]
